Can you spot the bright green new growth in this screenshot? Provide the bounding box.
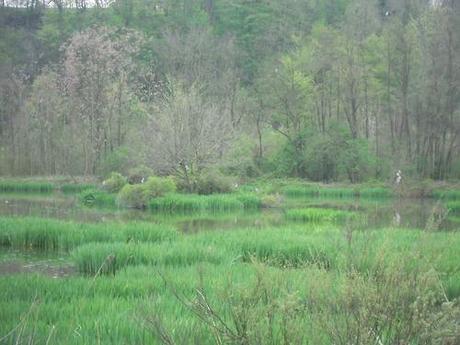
[117,176,176,208]
[283,185,392,198]
[71,241,226,275]
[285,208,359,223]
[0,217,177,251]
[102,172,127,193]
[433,189,460,200]
[0,181,54,193]
[149,193,261,212]
[79,189,117,207]
[61,183,97,193]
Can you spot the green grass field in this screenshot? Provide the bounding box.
[1,183,460,344]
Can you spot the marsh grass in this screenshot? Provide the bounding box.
[149,193,261,213]
[1,223,460,344]
[61,183,97,193]
[432,189,460,200]
[147,257,460,345]
[283,185,392,199]
[446,201,460,213]
[0,181,54,193]
[1,186,460,344]
[71,241,227,275]
[285,208,359,223]
[79,189,117,207]
[0,217,177,251]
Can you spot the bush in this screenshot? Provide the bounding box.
[221,134,261,178]
[128,165,154,184]
[102,172,127,193]
[79,189,116,207]
[117,176,177,208]
[195,170,235,195]
[117,184,146,209]
[143,176,176,199]
[97,146,130,177]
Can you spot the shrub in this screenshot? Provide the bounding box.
[261,194,283,208]
[79,189,116,207]
[97,146,130,176]
[117,184,147,209]
[102,172,127,193]
[128,165,154,184]
[143,176,176,199]
[117,176,176,208]
[195,170,235,195]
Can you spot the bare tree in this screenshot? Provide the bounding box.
[146,82,233,191]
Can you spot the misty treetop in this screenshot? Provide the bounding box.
[0,0,458,182]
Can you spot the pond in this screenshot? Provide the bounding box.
[0,192,457,232]
[0,191,457,278]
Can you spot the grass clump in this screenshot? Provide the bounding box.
[0,217,177,251]
[149,193,261,213]
[71,241,226,275]
[60,183,97,193]
[446,201,460,213]
[283,184,392,199]
[285,208,358,223]
[79,188,116,207]
[432,189,460,200]
[0,181,54,193]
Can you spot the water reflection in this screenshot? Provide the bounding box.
[0,192,457,232]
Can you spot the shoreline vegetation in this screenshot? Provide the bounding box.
[0,215,459,344]
[0,178,459,344]
[1,177,459,201]
[1,0,459,343]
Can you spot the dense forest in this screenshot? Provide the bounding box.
[0,0,459,185]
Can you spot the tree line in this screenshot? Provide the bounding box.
[0,0,459,183]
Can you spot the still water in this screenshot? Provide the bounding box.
[0,192,457,277]
[0,192,457,232]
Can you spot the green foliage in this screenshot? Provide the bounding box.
[61,183,97,193]
[127,165,154,185]
[79,189,116,207]
[0,217,177,251]
[446,201,460,213]
[304,133,341,181]
[143,176,176,199]
[72,241,226,275]
[117,183,147,209]
[338,138,376,183]
[433,189,460,200]
[285,208,358,223]
[195,170,235,195]
[222,134,261,178]
[0,181,54,193]
[117,176,176,208]
[283,184,392,198]
[97,147,131,177]
[102,172,127,193]
[149,193,261,213]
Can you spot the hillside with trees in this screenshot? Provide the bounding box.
[1,0,459,184]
